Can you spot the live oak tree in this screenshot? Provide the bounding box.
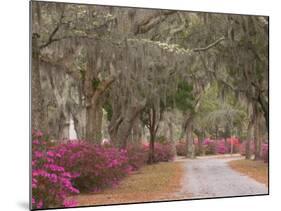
[31,2,268,161]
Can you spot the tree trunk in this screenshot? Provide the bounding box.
[94,104,103,142]
[194,129,203,156]
[84,50,115,143]
[215,125,218,140]
[168,121,177,156]
[224,125,230,150]
[114,115,138,148]
[197,133,203,156]
[31,33,46,132]
[185,118,194,158]
[148,129,156,164]
[245,117,254,159]
[168,121,174,143]
[109,100,146,148]
[148,107,158,164]
[254,111,262,160]
[258,95,269,131]
[85,100,103,144]
[58,109,70,140]
[84,46,114,144]
[73,108,86,140]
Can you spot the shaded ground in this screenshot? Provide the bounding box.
[175,155,268,199]
[74,162,184,206]
[229,159,268,185]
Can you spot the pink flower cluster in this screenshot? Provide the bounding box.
[176,137,241,156]
[202,138,213,145]
[203,138,240,154]
[153,143,175,162]
[126,143,175,170]
[32,130,79,209]
[215,140,229,154]
[239,140,255,156]
[52,141,132,193]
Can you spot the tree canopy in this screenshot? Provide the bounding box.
[31,2,268,161]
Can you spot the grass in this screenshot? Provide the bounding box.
[228,159,268,185]
[73,162,185,206]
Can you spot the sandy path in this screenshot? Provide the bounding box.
[175,156,268,199]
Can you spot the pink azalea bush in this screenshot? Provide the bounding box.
[127,143,175,167]
[175,137,240,156]
[32,130,79,209]
[52,141,132,193]
[203,138,240,154]
[153,143,175,162]
[239,140,255,156]
[176,139,205,156]
[215,139,229,154]
[126,144,149,170]
[202,138,217,154]
[226,137,241,153]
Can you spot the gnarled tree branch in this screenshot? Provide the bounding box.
[193,36,225,52]
[134,11,176,35]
